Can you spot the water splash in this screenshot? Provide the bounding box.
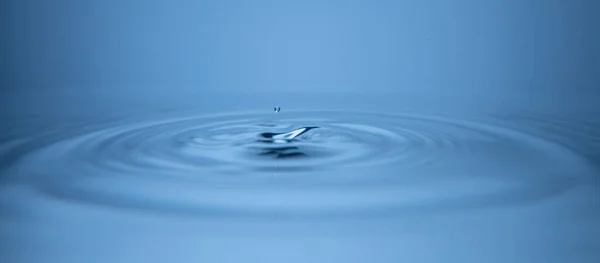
[259,126,318,143]
[1,110,596,218]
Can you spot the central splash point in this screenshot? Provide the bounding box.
[258,127,319,144]
[255,126,320,159]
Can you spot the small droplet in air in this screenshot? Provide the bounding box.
[274,106,281,113]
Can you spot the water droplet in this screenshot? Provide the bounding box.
[274,106,281,113]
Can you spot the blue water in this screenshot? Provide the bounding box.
[1,90,599,263]
[3,0,600,261]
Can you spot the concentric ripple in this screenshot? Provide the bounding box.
[2,110,597,218]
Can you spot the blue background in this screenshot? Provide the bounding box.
[3,0,598,96]
[2,2,600,263]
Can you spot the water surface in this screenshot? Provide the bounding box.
[1,91,599,263]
